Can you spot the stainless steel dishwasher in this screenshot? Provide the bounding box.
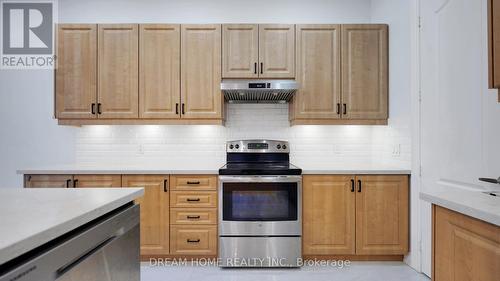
[0,203,140,281]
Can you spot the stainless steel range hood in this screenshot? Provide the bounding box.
[221,80,298,103]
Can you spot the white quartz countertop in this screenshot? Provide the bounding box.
[420,186,500,226]
[0,188,144,265]
[17,164,411,175]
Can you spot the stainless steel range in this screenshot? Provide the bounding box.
[218,140,302,267]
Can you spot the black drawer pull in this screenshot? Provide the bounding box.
[350,179,355,192]
[337,103,341,115]
[187,239,200,243]
[358,180,362,192]
[91,103,96,115]
[187,181,201,185]
[97,103,102,115]
[66,179,72,188]
[186,198,201,202]
[175,103,179,115]
[73,179,79,188]
[343,103,347,115]
[164,180,168,192]
[254,62,257,74]
[187,215,201,219]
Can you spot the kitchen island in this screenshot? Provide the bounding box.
[420,187,500,279]
[0,188,144,280]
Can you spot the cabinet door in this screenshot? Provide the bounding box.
[489,0,500,91]
[222,24,259,78]
[122,175,170,256]
[56,24,97,119]
[433,206,500,281]
[292,25,341,120]
[24,175,73,188]
[259,24,295,78]
[342,25,388,120]
[98,24,139,119]
[355,175,408,255]
[139,24,180,119]
[181,25,222,119]
[303,175,355,255]
[73,175,122,188]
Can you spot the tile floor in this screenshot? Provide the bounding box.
[141,262,430,281]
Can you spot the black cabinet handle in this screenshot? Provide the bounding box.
[187,181,200,185]
[187,198,201,202]
[187,215,201,219]
[66,179,72,188]
[479,177,500,184]
[187,239,200,243]
[357,180,362,192]
[337,103,341,115]
[176,103,179,115]
[164,180,168,192]
[260,62,263,74]
[351,179,355,192]
[254,62,257,74]
[91,103,96,115]
[343,104,347,115]
[73,179,79,188]
[181,103,185,115]
[97,103,102,115]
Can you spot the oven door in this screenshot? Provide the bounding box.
[219,175,302,236]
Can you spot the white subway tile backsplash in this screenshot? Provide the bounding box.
[75,104,411,168]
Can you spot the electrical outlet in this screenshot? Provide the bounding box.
[392,144,401,157]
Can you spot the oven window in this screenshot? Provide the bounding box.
[223,182,298,221]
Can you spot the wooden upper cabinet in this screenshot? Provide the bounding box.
[292,25,341,120]
[122,175,170,256]
[355,175,408,255]
[24,175,73,188]
[73,175,122,188]
[259,24,295,78]
[98,24,139,119]
[56,24,97,119]
[181,25,222,119]
[303,175,356,255]
[342,25,388,120]
[489,0,500,98]
[139,25,181,119]
[433,206,500,281]
[222,24,259,78]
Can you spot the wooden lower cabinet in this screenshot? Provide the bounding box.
[433,205,500,281]
[24,175,73,188]
[73,175,122,188]
[355,175,408,255]
[302,174,409,258]
[122,175,170,256]
[170,225,217,255]
[303,175,355,255]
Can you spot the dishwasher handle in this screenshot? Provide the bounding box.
[479,177,500,184]
[55,235,117,278]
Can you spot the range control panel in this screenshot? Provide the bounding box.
[226,140,289,153]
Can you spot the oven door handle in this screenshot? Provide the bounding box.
[218,175,302,183]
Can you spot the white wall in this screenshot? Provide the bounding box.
[0,70,76,187]
[0,0,412,190]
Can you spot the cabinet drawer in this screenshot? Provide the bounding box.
[170,225,217,255]
[171,208,217,225]
[170,175,217,191]
[170,191,217,208]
